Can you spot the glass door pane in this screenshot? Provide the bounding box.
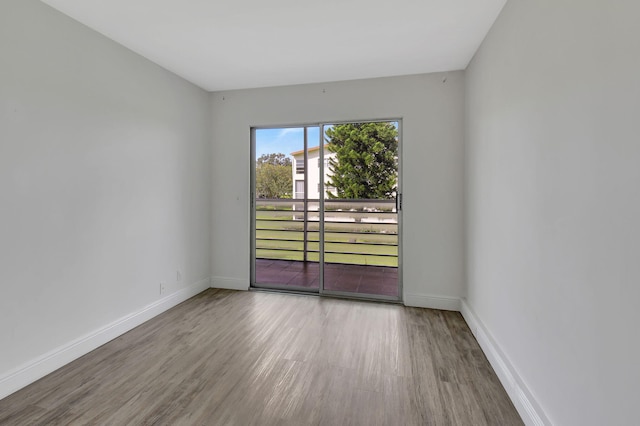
[321,122,400,299]
[253,126,320,291]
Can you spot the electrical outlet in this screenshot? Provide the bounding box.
[160,282,166,295]
[176,270,182,282]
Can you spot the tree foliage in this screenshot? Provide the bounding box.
[256,153,292,198]
[325,123,398,199]
[257,153,291,167]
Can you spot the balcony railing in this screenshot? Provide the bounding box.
[255,198,398,267]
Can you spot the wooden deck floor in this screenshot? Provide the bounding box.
[255,259,399,297]
[0,289,523,425]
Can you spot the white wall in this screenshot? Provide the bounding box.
[0,0,211,397]
[465,0,640,424]
[291,147,335,200]
[211,73,465,308]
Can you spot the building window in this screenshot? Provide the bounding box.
[296,159,304,174]
[317,158,331,169]
[295,180,304,199]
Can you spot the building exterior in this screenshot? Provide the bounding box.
[290,145,336,200]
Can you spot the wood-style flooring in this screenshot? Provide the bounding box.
[0,289,523,425]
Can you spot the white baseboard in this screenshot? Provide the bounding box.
[403,292,461,311]
[211,276,249,291]
[0,277,211,401]
[460,299,550,426]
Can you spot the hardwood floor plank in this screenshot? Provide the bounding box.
[0,405,48,425]
[0,289,522,425]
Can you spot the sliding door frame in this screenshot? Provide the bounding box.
[250,125,319,294]
[250,119,403,303]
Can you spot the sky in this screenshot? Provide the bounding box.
[255,127,321,159]
[255,122,398,159]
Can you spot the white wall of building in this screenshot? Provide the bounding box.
[465,0,640,424]
[0,0,211,398]
[291,146,335,200]
[211,73,465,309]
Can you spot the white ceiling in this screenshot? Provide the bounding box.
[40,0,506,92]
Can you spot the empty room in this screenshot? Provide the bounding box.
[1,0,638,425]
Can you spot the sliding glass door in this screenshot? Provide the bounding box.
[321,122,400,299]
[251,121,401,301]
[252,126,320,291]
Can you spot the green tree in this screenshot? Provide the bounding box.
[256,153,292,198]
[325,122,398,199]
